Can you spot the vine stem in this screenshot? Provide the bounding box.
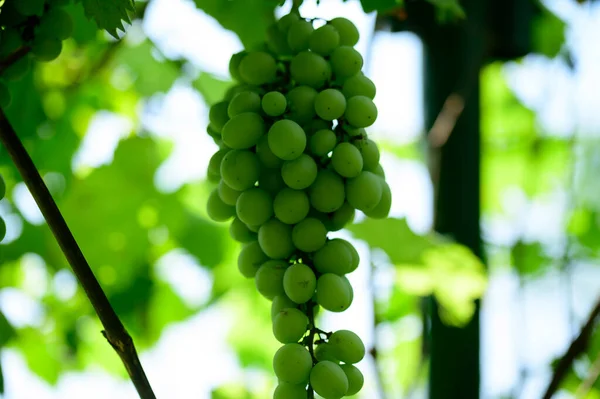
[0,110,157,399]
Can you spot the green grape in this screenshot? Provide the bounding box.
[228,51,246,81]
[343,240,360,273]
[258,167,287,195]
[273,382,307,399]
[316,273,353,312]
[218,180,241,206]
[329,17,360,46]
[225,84,262,102]
[313,239,352,275]
[239,51,277,85]
[0,174,5,199]
[37,7,74,40]
[353,138,380,171]
[267,23,292,56]
[262,91,287,117]
[331,142,363,178]
[344,95,378,127]
[229,217,256,243]
[209,101,230,132]
[292,218,327,252]
[343,124,366,138]
[309,129,337,156]
[256,135,283,169]
[283,263,317,304]
[258,219,295,259]
[373,163,385,178]
[0,217,5,242]
[329,330,365,364]
[32,37,63,62]
[340,364,364,395]
[268,120,307,161]
[309,169,345,213]
[325,202,355,231]
[15,0,44,16]
[314,89,346,121]
[273,343,313,384]
[238,241,269,278]
[271,294,298,319]
[206,189,236,222]
[290,51,330,88]
[207,149,229,182]
[274,188,310,225]
[346,171,383,212]
[227,91,261,118]
[315,342,339,363]
[309,24,340,56]
[0,83,11,108]
[3,56,31,81]
[221,112,264,149]
[255,260,288,299]
[310,361,349,399]
[287,19,314,53]
[330,46,363,79]
[342,74,376,99]
[273,308,309,343]
[287,86,318,125]
[278,13,300,32]
[363,178,391,219]
[304,119,332,135]
[236,187,273,226]
[281,154,317,190]
[220,150,260,191]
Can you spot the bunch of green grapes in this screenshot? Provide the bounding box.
[206,11,390,399]
[0,0,74,107]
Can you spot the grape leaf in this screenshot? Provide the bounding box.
[81,0,135,37]
[359,0,403,14]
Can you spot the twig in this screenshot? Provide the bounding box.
[0,110,157,399]
[542,297,600,399]
[0,46,32,75]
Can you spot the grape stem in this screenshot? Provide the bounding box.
[0,46,32,75]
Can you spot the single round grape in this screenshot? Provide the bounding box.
[340,364,364,395]
[292,218,327,253]
[309,129,337,157]
[353,138,380,171]
[287,85,318,125]
[218,180,241,206]
[309,24,340,56]
[287,19,314,53]
[207,149,228,182]
[225,84,262,102]
[315,342,339,363]
[262,91,287,117]
[342,74,376,99]
[273,308,309,343]
[229,217,256,243]
[316,274,353,312]
[0,83,11,108]
[229,51,246,81]
[283,263,317,304]
[281,154,317,190]
[310,361,349,399]
[274,188,310,225]
[255,260,288,299]
[256,135,283,169]
[227,91,261,118]
[330,46,363,79]
[273,343,313,384]
[290,51,330,88]
[268,120,307,161]
[331,142,363,178]
[346,171,383,212]
[0,217,6,242]
[304,119,331,135]
[220,150,260,191]
[0,174,5,199]
[343,240,360,273]
[258,219,295,259]
[309,169,345,213]
[314,89,346,121]
[209,101,230,132]
[258,167,287,195]
[238,241,269,278]
[329,17,360,46]
[344,95,378,128]
[206,189,235,222]
[239,51,277,85]
[267,23,292,56]
[32,37,63,62]
[15,0,44,16]
[278,12,300,32]
[314,239,352,275]
[325,202,355,231]
[273,382,307,399]
[363,178,391,219]
[329,330,365,364]
[221,112,265,149]
[271,294,298,319]
[374,163,386,178]
[37,7,73,40]
[236,187,273,227]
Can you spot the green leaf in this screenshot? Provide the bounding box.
[17,328,63,384]
[511,241,551,276]
[81,0,135,37]
[359,0,403,13]
[0,312,15,348]
[426,0,466,21]
[193,73,234,106]
[532,9,565,58]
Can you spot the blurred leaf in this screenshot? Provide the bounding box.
[532,9,565,58]
[378,289,419,322]
[0,312,15,348]
[359,0,402,13]
[66,2,101,44]
[193,73,234,106]
[0,359,3,394]
[17,328,63,384]
[426,0,466,20]
[511,241,551,276]
[81,0,134,37]
[211,384,254,399]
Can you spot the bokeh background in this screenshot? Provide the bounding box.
[1,0,600,398]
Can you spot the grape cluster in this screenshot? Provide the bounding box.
[0,0,74,107]
[206,11,390,399]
